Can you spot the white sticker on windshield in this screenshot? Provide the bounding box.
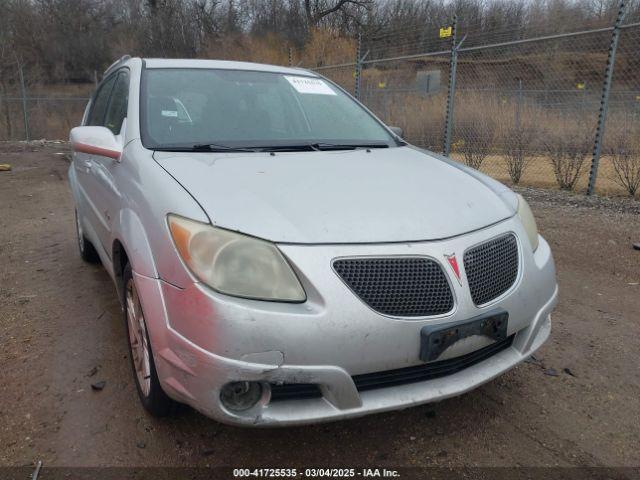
[284,76,336,95]
[161,110,178,117]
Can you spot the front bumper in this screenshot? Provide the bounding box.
[136,218,558,426]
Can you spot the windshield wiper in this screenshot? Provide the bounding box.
[311,142,390,150]
[153,143,260,152]
[191,143,260,152]
[155,142,394,153]
[255,142,391,152]
[253,144,318,152]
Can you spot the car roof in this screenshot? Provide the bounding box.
[142,58,317,77]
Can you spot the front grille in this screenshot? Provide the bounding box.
[332,257,454,317]
[464,234,519,306]
[269,335,515,401]
[269,383,322,402]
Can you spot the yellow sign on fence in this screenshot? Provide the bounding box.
[439,26,452,38]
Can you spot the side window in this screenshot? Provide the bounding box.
[104,71,130,135]
[87,75,116,126]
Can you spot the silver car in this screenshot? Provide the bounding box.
[68,57,558,426]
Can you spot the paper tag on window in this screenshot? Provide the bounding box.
[284,76,336,95]
[161,110,178,117]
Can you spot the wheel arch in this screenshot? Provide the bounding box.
[111,208,158,301]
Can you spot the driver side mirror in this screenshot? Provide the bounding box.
[389,126,404,139]
[70,126,122,160]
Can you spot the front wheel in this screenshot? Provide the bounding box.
[123,263,176,416]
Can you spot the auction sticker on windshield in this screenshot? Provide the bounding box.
[285,76,336,95]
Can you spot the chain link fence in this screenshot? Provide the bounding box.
[603,21,640,196]
[0,66,94,141]
[0,95,89,141]
[315,4,640,198]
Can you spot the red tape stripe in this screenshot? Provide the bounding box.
[73,141,121,160]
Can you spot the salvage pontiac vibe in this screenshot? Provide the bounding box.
[68,57,558,426]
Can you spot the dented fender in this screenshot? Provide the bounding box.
[112,208,158,279]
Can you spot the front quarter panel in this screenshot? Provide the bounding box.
[110,139,208,287]
[113,208,157,278]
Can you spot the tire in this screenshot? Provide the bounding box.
[123,263,177,417]
[75,210,100,264]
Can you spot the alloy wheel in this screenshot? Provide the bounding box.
[125,278,151,397]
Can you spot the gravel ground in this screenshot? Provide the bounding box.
[1,143,639,476]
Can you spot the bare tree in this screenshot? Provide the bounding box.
[543,118,592,190]
[503,126,538,184]
[303,0,372,27]
[606,123,640,197]
[454,98,497,171]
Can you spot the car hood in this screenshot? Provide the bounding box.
[154,147,516,244]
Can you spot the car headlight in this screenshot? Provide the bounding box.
[515,194,539,251]
[167,214,306,302]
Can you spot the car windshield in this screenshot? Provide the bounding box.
[141,68,398,151]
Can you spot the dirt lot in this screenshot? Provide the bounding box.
[1,143,639,475]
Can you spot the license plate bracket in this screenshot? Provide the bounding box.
[419,309,509,362]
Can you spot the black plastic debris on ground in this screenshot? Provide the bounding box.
[91,380,106,391]
[543,368,559,377]
[524,354,544,368]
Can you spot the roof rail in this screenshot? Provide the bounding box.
[103,55,132,76]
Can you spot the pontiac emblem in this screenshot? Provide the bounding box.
[444,253,462,285]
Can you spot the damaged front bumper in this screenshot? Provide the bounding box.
[134,220,558,426]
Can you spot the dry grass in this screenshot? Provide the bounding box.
[446,151,631,197]
[201,29,356,68]
[299,29,356,67]
[203,32,291,65]
[453,94,499,170]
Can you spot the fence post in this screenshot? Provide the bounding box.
[354,31,362,100]
[17,61,30,142]
[443,15,458,157]
[587,0,628,195]
[288,47,293,67]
